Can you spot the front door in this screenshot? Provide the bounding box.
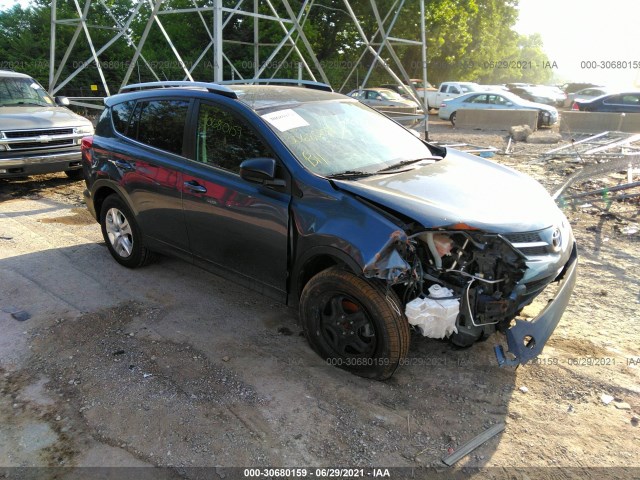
[181,101,291,299]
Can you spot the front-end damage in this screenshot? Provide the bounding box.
[362,225,577,366]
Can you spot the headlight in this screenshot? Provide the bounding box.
[74,125,94,135]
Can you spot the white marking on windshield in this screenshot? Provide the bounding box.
[261,108,309,132]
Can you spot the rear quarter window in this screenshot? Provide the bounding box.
[111,100,136,135]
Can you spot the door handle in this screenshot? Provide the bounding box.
[110,159,134,171]
[183,181,207,193]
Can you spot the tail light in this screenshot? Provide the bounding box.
[81,136,94,165]
[571,102,579,111]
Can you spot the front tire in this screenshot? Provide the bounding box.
[300,267,410,380]
[450,112,457,127]
[100,195,155,268]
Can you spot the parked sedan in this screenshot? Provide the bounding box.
[347,88,422,112]
[564,87,612,108]
[572,92,640,113]
[508,85,565,107]
[82,81,576,380]
[438,90,558,127]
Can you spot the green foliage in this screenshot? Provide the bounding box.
[0,0,553,94]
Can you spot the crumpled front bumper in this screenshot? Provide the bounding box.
[495,242,578,366]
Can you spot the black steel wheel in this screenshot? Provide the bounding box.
[300,267,410,380]
[100,195,155,268]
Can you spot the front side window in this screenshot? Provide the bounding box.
[127,99,189,155]
[467,94,488,104]
[196,103,272,173]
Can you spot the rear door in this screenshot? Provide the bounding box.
[181,100,291,299]
[104,97,191,252]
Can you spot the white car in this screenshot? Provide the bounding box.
[438,90,558,127]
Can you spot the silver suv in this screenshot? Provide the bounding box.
[0,70,94,179]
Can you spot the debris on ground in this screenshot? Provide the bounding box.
[441,422,506,466]
[509,125,532,142]
[601,394,614,405]
[2,306,31,322]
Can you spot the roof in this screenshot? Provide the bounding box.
[231,85,346,111]
[0,70,33,79]
[111,81,347,111]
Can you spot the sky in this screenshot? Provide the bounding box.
[1,0,638,89]
[514,0,640,88]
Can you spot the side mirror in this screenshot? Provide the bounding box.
[240,157,285,187]
[55,96,70,106]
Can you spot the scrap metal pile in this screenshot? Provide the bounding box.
[541,132,640,229]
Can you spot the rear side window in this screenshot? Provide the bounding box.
[124,99,190,155]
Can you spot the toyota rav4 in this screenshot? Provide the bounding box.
[82,80,577,380]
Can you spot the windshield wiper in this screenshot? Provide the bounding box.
[376,157,441,173]
[326,170,373,179]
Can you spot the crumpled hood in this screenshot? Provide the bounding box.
[332,149,564,233]
[0,106,92,131]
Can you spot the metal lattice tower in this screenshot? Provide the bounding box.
[48,0,428,116]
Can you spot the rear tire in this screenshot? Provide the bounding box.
[100,195,155,268]
[300,267,410,380]
[65,169,83,180]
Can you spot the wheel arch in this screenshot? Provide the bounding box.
[91,182,133,220]
[289,246,362,307]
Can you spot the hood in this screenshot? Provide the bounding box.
[332,150,563,233]
[0,106,92,131]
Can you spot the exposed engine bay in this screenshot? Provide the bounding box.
[364,229,537,348]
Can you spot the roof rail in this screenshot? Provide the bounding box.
[219,79,333,92]
[119,81,237,99]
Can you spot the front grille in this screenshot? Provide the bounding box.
[517,245,549,257]
[4,128,75,138]
[524,273,557,294]
[9,139,75,150]
[503,232,542,243]
[502,229,556,258]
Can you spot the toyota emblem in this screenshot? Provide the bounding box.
[551,227,562,252]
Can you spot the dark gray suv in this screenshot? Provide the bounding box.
[82,80,577,380]
[0,70,94,179]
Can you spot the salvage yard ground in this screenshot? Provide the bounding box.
[0,118,639,479]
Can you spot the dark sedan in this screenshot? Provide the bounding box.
[572,92,640,113]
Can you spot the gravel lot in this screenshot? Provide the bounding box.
[0,117,639,479]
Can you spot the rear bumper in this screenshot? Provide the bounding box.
[0,150,82,177]
[495,242,578,366]
[83,188,98,221]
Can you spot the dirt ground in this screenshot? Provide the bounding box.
[0,117,638,480]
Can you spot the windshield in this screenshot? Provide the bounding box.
[261,100,435,177]
[0,76,54,107]
[378,90,403,101]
